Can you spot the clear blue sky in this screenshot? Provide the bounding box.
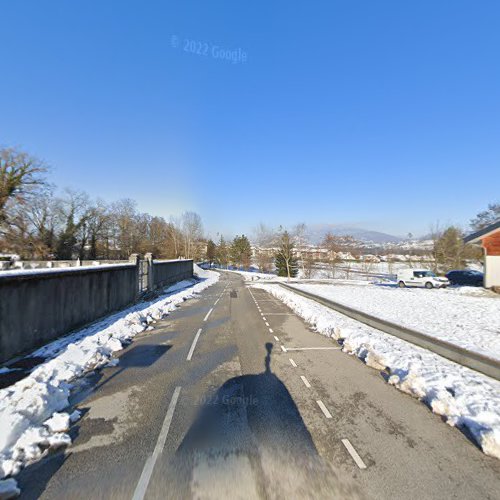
[1,0,499,238]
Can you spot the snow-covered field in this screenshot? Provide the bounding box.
[291,283,500,361]
[252,283,500,460]
[0,266,219,495]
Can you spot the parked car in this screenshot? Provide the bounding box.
[397,269,449,289]
[445,269,484,287]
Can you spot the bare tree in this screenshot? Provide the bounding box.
[255,249,273,273]
[322,232,342,279]
[293,222,309,275]
[253,222,276,248]
[0,147,47,225]
[302,254,315,279]
[470,202,500,230]
[181,211,203,259]
[168,216,182,258]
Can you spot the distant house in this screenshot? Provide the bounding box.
[464,220,500,289]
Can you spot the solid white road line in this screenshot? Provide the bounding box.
[280,345,287,352]
[186,328,202,361]
[285,347,341,351]
[274,336,280,341]
[203,308,214,322]
[341,439,367,469]
[316,400,333,419]
[132,386,181,500]
[289,358,297,367]
[214,298,220,306]
[300,376,311,388]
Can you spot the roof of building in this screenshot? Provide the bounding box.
[464,219,500,244]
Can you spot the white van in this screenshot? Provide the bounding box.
[397,269,449,289]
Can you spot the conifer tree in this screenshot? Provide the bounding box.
[275,230,298,278]
[216,235,229,268]
[230,234,252,269]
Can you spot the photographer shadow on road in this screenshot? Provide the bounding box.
[154,342,360,499]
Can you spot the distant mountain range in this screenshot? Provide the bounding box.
[307,224,404,244]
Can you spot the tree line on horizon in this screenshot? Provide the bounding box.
[0,148,205,260]
[1,146,498,275]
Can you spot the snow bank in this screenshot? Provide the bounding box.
[292,283,500,360]
[253,283,500,460]
[0,267,218,489]
[221,269,280,281]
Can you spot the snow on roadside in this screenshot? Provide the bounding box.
[220,269,280,281]
[253,283,500,460]
[0,266,219,490]
[291,282,500,361]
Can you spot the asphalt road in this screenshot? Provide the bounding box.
[17,272,500,499]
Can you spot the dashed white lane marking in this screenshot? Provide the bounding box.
[316,400,333,419]
[261,315,266,319]
[260,313,293,316]
[280,345,287,352]
[186,329,203,361]
[203,308,214,322]
[132,386,181,500]
[285,347,341,351]
[341,439,367,469]
[273,336,280,342]
[289,358,297,367]
[300,376,311,388]
[265,322,270,327]
[269,328,274,333]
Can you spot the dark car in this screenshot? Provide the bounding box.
[445,270,484,287]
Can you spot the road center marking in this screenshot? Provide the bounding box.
[203,308,214,322]
[273,335,280,341]
[285,347,341,351]
[300,376,311,388]
[316,400,332,419]
[341,439,367,469]
[132,386,181,500]
[280,345,287,352]
[289,358,297,367]
[186,328,202,361]
[269,328,274,333]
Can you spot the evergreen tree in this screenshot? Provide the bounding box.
[432,226,469,273]
[230,234,252,269]
[275,230,298,278]
[216,235,229,268]
[55,212,78,259]
[206,239,216,267]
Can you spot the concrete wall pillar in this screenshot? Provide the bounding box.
[129,253,141,297]
[145,252,154,291]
